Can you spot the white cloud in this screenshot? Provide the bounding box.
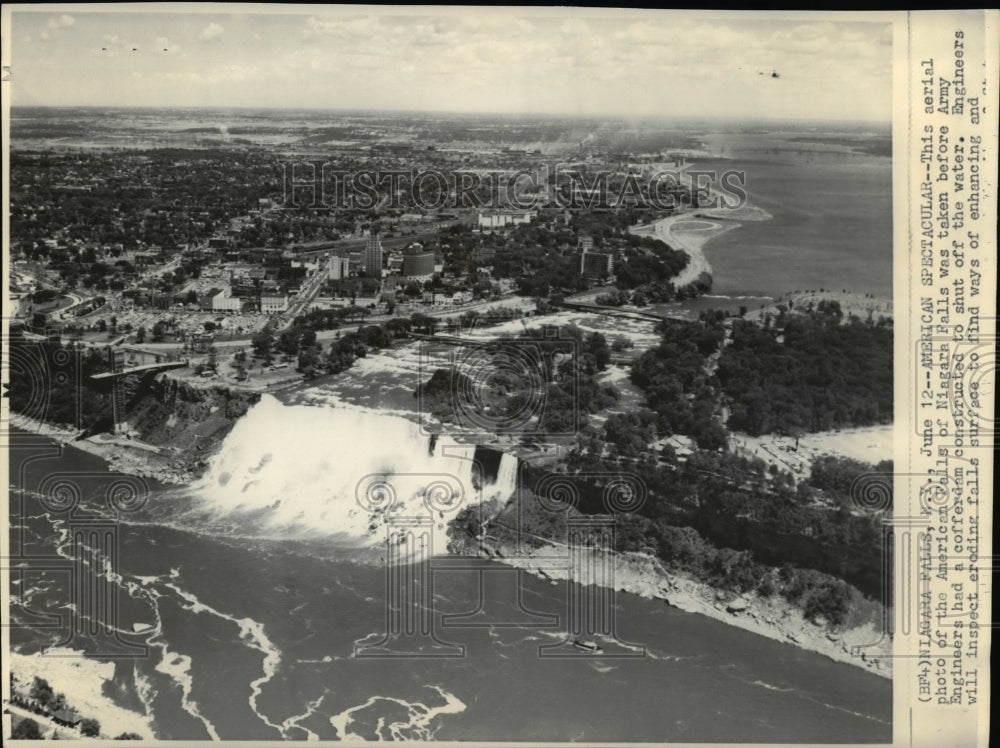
[200,23,224,42]
[48,14,75,30]
[302,15,389,42]
[39,13,74,42]
[12,10,891,121]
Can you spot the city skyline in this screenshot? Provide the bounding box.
[5,6,893,122]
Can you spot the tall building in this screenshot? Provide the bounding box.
[327,254,351,280]
[109,350,128,435]
[363,235,383,278]
[580,249,614,279]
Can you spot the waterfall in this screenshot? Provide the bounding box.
[494,453,519,500]
[196,395,516,552]
[469,446,519,503]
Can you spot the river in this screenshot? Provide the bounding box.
[9,407,891,742]
[692,132,893,299]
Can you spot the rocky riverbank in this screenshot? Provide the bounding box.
[11,415,195,485]
[10,374,259,486]
[9,649,155,740]
[465,536,891,679]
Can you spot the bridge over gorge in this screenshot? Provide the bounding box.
[554,299,678,323]
[89,350,187,434]
[409,332,635,366]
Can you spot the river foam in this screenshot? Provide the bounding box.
[328,685,467,740]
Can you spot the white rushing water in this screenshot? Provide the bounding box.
[197,395,516,552]
[328,686,467,740]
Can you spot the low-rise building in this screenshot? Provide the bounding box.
[472,246,497,263]
[212,287,243,312]
[9,292,33,318]
[477,209,537,230]
[386,253,404,274]
[260,293,289,314]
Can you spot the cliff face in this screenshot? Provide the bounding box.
[123,376,260,479]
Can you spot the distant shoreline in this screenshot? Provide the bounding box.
[631,159,773,291]
[634,154,892,302]
[685,152,891,299]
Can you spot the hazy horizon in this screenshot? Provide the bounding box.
[7,104,891,131]
[5,7,892,123]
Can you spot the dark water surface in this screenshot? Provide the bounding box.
[9,431,891,742]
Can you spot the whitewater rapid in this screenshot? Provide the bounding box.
[196,396,517,553]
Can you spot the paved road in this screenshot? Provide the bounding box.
[297,229,446,256]
[55,293,530,363]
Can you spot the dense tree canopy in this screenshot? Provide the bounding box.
[717,312,893,435]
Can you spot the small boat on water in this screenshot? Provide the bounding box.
[573,639,603,654]
[537,569,559,586]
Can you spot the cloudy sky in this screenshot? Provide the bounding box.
[6,6,893,122]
